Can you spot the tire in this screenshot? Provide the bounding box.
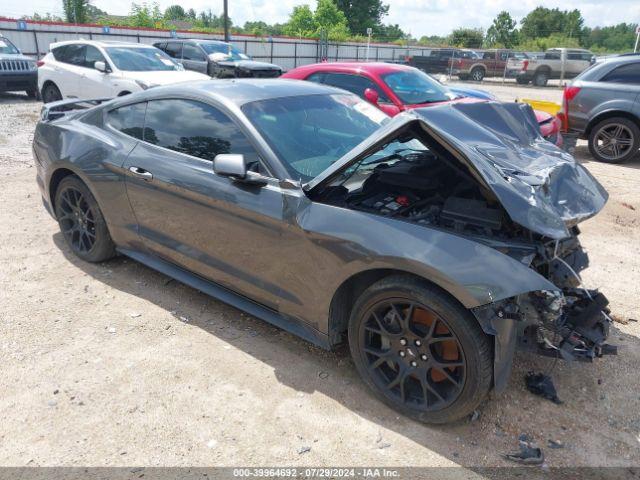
[516,77,530,85]
[457,74,469,81]
[470,67,485,82]
[532,70,549,87]
[588,117,640,164]
[348,275,492,424]
[26,88,38,99]
[42,83,62,103]
[54,176,116,263]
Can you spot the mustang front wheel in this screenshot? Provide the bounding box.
[54,176,116,262]
[349,275,492,424]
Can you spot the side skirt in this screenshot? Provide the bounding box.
[118,248,332,350]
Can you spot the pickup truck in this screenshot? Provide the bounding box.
[450,49,528,81]
[401,49,458,74]
[508,48,595,86]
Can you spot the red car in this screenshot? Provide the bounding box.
[282,62,562,146]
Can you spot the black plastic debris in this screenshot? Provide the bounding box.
[548,439,564,449]
[525,371,563,404]
[504,435,545,465]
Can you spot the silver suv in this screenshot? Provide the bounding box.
[560,55,640,163]
[0,35,38,98]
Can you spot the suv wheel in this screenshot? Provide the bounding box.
[42,83,62,103]
[516,77,530,85]
[588,117,640,164]
[532,70,549,87]
[54,176,116,262]
[470,67,485,82]
[348,275,492,424]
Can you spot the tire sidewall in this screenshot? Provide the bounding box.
[471,67,484,82]
[588,117,640,164]
[54,176,115,262]
[348,276,491,424]
[43,84,61,103]
[533,71,548,86]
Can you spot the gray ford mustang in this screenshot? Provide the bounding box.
[33,79,615,423]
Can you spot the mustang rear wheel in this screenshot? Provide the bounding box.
[54,176,116,262]
[348,275,492,424]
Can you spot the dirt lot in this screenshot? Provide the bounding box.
[1,82,639,472]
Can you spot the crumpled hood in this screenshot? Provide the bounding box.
[413,102,607,238]
[218,59,281,71]
[306,101,607,240]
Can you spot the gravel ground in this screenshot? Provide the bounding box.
[0,85,639,471]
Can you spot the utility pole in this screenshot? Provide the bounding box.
[366,27,372,61]
[635,25,640,53]
[223,0,230,42]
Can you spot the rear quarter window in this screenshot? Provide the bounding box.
[601,62,640,84]
[107,103,147,140]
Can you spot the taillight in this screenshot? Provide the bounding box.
[564,86,581,101]
[36,60,44,67]
[560,86,581,132]
[521,60,529,71]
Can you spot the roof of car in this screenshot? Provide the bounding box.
[579,54,640,80]
[286,62,415,75]
[50,39,156,49]
[140,78,346,107]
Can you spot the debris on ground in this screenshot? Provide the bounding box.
[548,439,564,449]
[621,202,635,211]
[504,435,545,465]
[525,371,562,404]
[298,446,311,455]
[470,410,480,422]
[611,314,638,325]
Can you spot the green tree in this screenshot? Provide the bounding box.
[314,0,350,40]
[520,7,585,39]
[374,23,406,42]
[186,8,196,19]
[334,0,388,35]
[62,0,90,23]
[485,11,518,48]
[449,28,484,48]
[128,2,165,28]
[283,5,316,37]
[164,5,186,20]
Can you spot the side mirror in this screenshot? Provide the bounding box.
[213,154,268,185]
[364,88,379,105]
[94,61,109,73]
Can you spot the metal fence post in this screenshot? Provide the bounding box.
[294,42,297,68]
[32,30,40,58]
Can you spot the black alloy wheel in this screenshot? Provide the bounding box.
[54,176,116,262]
[349,276,492,424]
[42,83,62,103]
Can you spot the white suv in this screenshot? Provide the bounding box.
[38,40,210,102]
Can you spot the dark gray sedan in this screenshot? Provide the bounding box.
[33,80,614,423]
[560,55,640,163]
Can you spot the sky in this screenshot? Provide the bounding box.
[3,0,639,37]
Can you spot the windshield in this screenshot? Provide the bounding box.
[200,42,250,61]
[242,94,390,180]
[381,69,455,105]
[0,37,20,55]
[105,47,180,71]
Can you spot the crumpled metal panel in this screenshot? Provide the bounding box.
[306,101,608,239]
[413,101,608,239]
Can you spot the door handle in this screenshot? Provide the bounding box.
[129,166,153,180]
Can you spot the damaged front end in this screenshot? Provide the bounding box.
[305,100,616,392]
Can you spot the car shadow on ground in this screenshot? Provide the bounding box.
[0,92,39,104]
[50,231,640,468]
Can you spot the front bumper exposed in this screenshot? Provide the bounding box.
[473,288,617,392]
[0,71,37,92]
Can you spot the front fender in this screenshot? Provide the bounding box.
[297,201,558,322]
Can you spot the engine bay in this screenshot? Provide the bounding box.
[317,148,509,238]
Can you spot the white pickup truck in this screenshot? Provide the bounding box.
[507,48,595,86]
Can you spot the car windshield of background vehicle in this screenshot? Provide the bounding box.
[0,38,20,54]
[381,70,455,105]
[105,47,179,71]
[242,93,389,180]
[200,43,250,61]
